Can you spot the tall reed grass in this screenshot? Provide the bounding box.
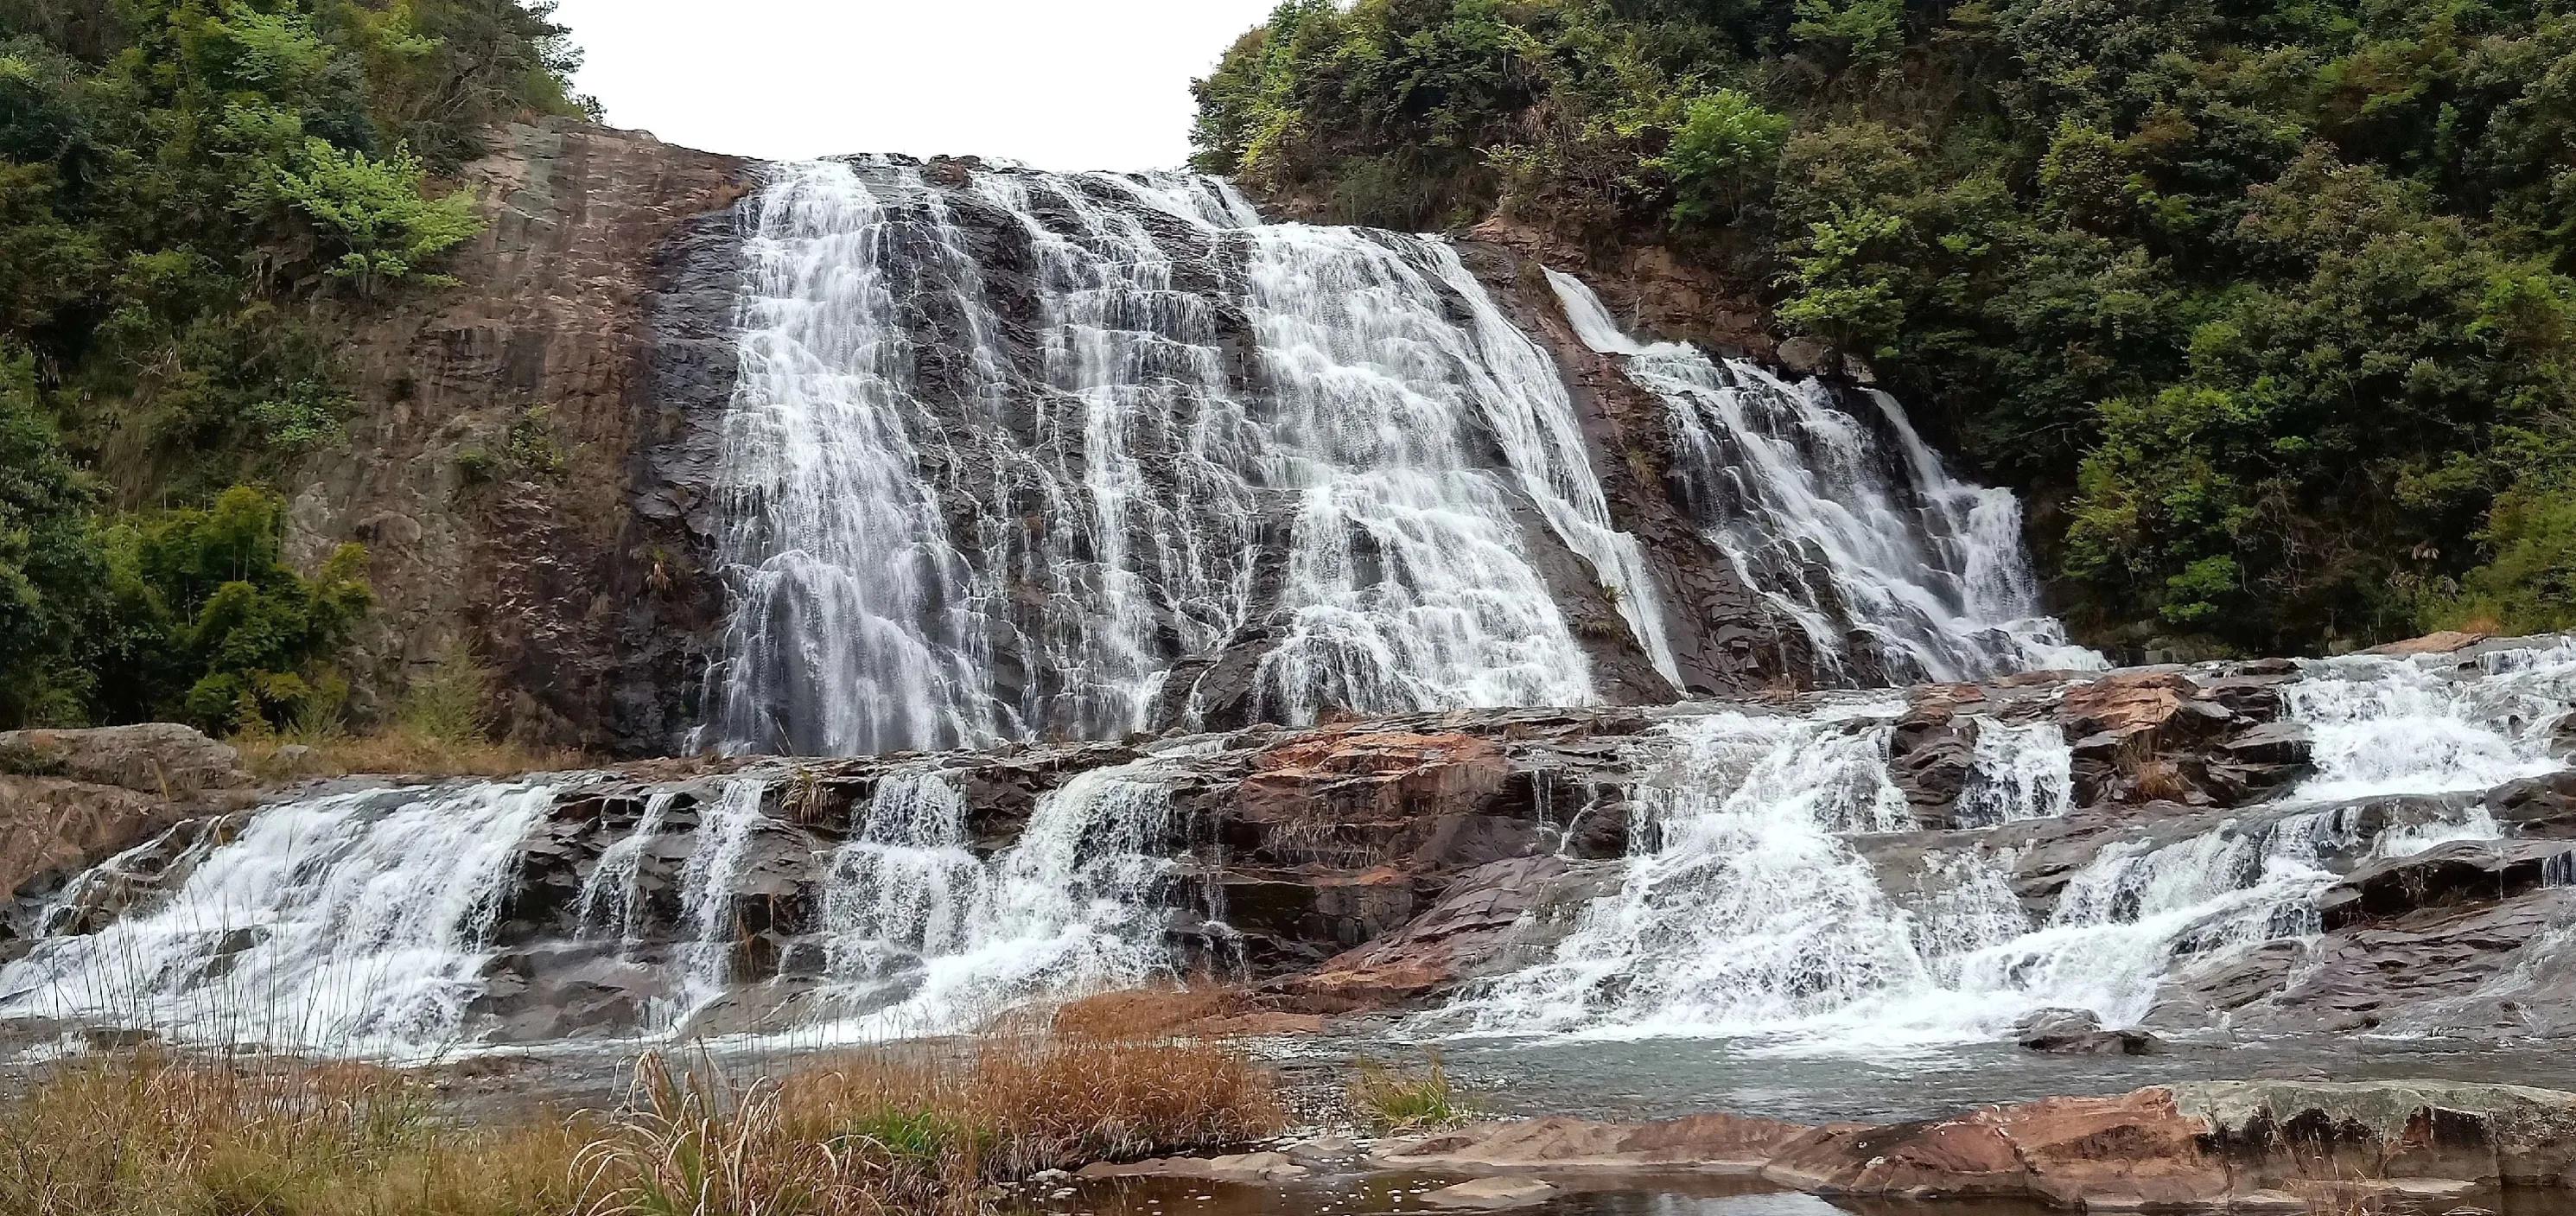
[0,1015,1286,1216]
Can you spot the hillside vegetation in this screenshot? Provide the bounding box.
[0,0,586,729]
[1193,0,2576,654]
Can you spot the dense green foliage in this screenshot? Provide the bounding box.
[0,0,586,728]
[1193,0,2576,653]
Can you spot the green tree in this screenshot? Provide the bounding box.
[268,137,482,294]
[1657,89,1790,223]
[0,347,109,727]
[116,486,372,729]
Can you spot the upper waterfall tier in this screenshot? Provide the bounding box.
[1547,270,2103,685]
[696,158,1678,757]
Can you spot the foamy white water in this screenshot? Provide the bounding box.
[1432,708,1941,1042]
[795,744,1215,1040]
[1434,640,2572,1049]
[1547,268,2101,684]
[2284,639,2576,802]
[0,782,558,1058]
[1957,719,2076,827]
[701,160,1685,757]
[575,789,679,941]
[672,778,772,1021]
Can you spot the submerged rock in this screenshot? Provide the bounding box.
[1422,1177,1559,1209]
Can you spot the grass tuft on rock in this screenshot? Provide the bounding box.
[1349,1053,1474,1133]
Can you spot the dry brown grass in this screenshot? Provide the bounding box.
[2113,731,2196,803]
[2,1027,1285,1216]
[233,728,594,781]
[778,1027,1288,1179]
[1050,984,1250,1040]
[0,1051,582,1216]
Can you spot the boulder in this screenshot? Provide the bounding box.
[1275,856,1583,1012]
[0,724,251,796]
[1380,1112,1811,1171]
[2366,632,2490,656]
[2318,839,2570,929]
[2013,1008,2165,1055]
[1,724,260,905]
[1074,1150,1311,1182]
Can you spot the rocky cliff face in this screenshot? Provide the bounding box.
[284,120,749,753]
[1454,237,1811,697]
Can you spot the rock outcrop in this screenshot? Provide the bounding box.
[1372,1080,2576,1208]
[1454,236,1805,698]
[284,119,749,752]
[0,725,258,935]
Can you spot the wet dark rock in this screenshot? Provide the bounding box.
[2013,1008,2165,1055]
[2318,838,2576,929]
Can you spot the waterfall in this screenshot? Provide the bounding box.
[575,789,680,941]
[1546,269,2100,684]
[1434,639,2573,1047]
[2283,639,2576,802]
[698,158,1682,757]
[674,779,771,1018]
[1431,707,1938,1041]
[0,783,558,1058]
[1956,719,2076,827]
[799,744,1213,1040]
[10,638,2568,1056]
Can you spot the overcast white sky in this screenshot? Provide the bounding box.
[548,0,1282,171]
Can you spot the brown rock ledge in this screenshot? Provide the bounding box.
[1345,1080,2576,1209]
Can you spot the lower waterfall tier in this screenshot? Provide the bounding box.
[5,633,2573,1058]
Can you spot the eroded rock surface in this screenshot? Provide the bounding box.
[0,725,258,928]
[284,119,749,751]
[1371,1080,2576,1208]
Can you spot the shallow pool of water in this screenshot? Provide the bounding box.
[1288,1032,2576,1124]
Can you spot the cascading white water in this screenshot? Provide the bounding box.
[818,770,989,997]
[699,159,1014,757]
[1942,807,2357,1029]
[0,782,558,1057]
[1546,269,2100,684]
[798,744,1214,1040]
[701,158,1683,757]
[575,790,680,941]
[2283,639,2576,803]
[1956,719,2075,827]
[1432,707,1937,1041]
[1239,229,1629,723]
[1437,639,2576,1048]
[673,779,771,1019]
